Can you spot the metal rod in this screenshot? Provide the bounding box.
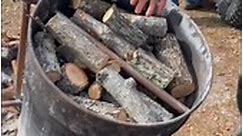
[2,100,22,107]
[15,3,31,96]
[84,32,190,113]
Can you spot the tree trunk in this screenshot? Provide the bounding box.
[97,66,172,123]
[56,63,89,94]
[121,13,168,38]
[72,9,136,60]
[46,12,110,73]
[34,32,61,82]
[154,34,196,98]
[129,48,175,90]
[103,5,148,48]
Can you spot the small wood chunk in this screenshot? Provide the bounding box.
[2,85,16,101]
[11,60,17,81]
[88,82,103,100]
[72,9,136,60]
[97,66,172,123]
[56,63,89,94]
[121,13,168,37]
[34,32,61,82]
[129,48,175,90]
[154,34,195,98]
[103,5,148,48]
[114,108,129,122]
[47,12,109,73]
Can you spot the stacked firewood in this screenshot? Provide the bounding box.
[33,0,197,123]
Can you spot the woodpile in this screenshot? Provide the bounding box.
[26,0,197,124]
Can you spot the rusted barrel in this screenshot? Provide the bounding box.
[18,0,213,135]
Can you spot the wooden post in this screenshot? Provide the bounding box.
[56,63,89,94]
[103,5,148,48]
[34,32,61,82]
[129,48,175,90]
[154,34,196,98]
[72,9,136,60]
[46,12,109,73]
[97,66,173,123]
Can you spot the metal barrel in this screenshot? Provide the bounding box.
[18,0,213,135]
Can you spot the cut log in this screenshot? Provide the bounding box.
[72,9,136,60]
[129,48,175,90]
[34,32,61,82]
[103,5,148,48]
[121,13,168,37]
[56,63,89,94]
[154,34,195,98]
[11,60,17,79]
[71,95,131,121]
[97,66,172,123]
[46,12,109,73]
[75,0,111,20]
[88,82,103,100]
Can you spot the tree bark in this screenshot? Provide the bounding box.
[121,13,168,37]
[34,32,61,82]
[103,5,148,48]
[46,12,110,73]
[154,34,196,98]
[72,9,136,60]
[56,63,89,94]
[129,48,175,90]
[97,66,172,123]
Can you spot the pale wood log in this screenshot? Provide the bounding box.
[11,60,17,80]
[46,12,109,73]
[154,34,195,98]
[129,48,175,90]
[88,82,103,100]
[103,5,148,48]
[34,32,61,82]
[121,13,168,37]
[71,95,131,121]
[56,63,89,94]
[72,9,136,60]
[97,66,172,123]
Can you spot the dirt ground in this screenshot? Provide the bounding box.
[1,1,242,136]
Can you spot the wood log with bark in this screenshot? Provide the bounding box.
[102,5,148,48]
[121,13,168,38]
[46,12,110,73]
[129,48,175,90]
[154,34,196,98]
[34,32,61,82]
[71,95,131,122]
[97,66,173,123]
[56,63,89,94]
[72,9,136,60]
[73,0,112,20]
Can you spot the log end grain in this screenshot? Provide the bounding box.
[64,63,89,89]
[170,83,196,98]
[88,83,103,100]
